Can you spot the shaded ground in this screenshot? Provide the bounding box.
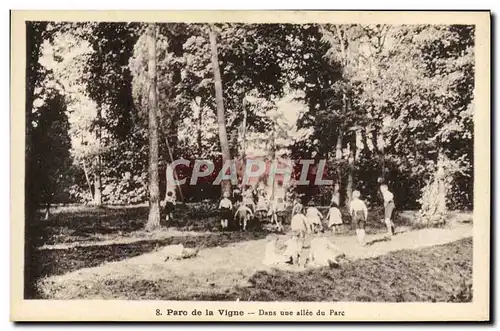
[36,203,433,247]
[30,231,268,289]
[37,223,472,302]
[231,237,473,302]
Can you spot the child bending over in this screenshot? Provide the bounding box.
[234,204,253,231]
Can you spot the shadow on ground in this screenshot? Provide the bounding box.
[33,204,226,246]
[108,237,472,302]
[35,204,418,247]
[29,230,268,281]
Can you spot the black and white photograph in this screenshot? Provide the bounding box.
[11,10,490,322]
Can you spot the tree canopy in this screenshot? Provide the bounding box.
[27,22,474,218]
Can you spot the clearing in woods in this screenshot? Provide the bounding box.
[36,206,472,302]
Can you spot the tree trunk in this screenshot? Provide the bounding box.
[335,127,343,160]
[346,132,356,206]
[146,24,161,231]
[380,130,386,179]
[241,97,248,192]
[25,22,48,299]
[209,26,232,196]
[346,97,355,206]
[93,105,102,207]
[197,102,203,155]
[371,129,379,156]
[436,152,447,217]
[361,128,372,159]
[93,157,102,206]
[82,158,94,200]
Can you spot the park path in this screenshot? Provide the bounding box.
[38,223,472,299]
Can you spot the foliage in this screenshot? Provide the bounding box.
[27,23,474,210]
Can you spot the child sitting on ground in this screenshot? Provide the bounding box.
[283,233,304,266]
[161,244,200,261]
[308,235,349,268]
[262,235,289,266]
[349,190,368,246]
[218,192,233,231]
[325,203,343,233]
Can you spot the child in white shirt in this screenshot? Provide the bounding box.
[349,190,368,246]
[164,191,176,223]
[326,204,343,233]
[219,192,233,230]
[380,184,396,237]
[306,204,324,233]
[290,210,308,239]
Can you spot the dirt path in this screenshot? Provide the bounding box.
[38,224,472,299]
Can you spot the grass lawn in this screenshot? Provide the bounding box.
[31,204,473,302]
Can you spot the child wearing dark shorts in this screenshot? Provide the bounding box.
[380,184,396,237]
[164,191,175,223]
[349,190,368,246]
[219,192,233,230]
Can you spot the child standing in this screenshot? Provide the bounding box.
[331,183,340,207]
[380,184,396,237]
[290,209,308,239]
[164,191,176,223]
[242,188,256,213]
[306,203,324,233]
[349,190,368,246]
[255,192,268,221]
[219,192,233,231]
[275,197,286,232]
[292,197,304,216]
[326,203,343,233]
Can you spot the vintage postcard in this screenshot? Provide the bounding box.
[10,10,490,322]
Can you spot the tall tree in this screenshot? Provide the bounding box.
[209,26,232,195]
[146,24,161,230]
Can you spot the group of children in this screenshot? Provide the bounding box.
[263,232,349,268]
[218,184,288,232]
[219,183,396,243]
[166,181,396,251]
[263,183,397,269]
[262,183,397,269]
